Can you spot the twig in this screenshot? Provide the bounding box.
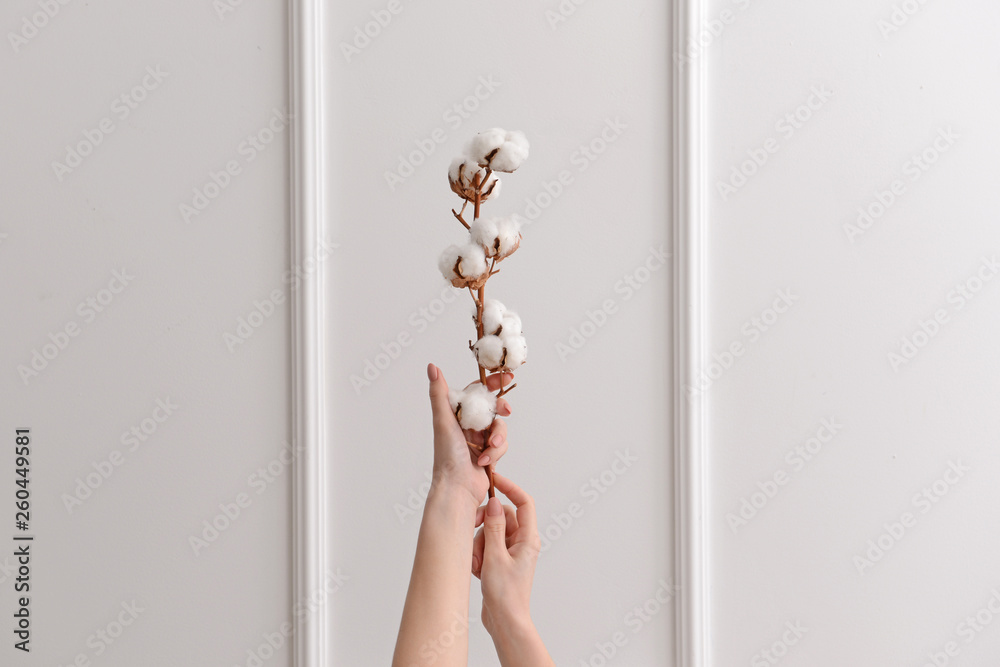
[452,209,470,230]
[497,382,517,398]
[459,161,504,498]
[473,173,482,220]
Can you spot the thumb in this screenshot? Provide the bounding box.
[482,497,510,563]
[427,363,454,431]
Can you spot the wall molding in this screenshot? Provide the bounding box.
[673,0,708,665]
[289,0,328,665]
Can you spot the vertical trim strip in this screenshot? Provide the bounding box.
[289,0,327,665]
[673,0,707,665]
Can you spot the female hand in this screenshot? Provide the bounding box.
[471,473,543,639]
[427,363,513,506]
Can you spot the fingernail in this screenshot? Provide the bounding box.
[472,555,480,572]
[487,496,502,516]
[426,363,438,381]
[477,453,490,466]
[491,434,503,447]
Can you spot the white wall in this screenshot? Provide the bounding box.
[323,0,674,664]
[11,1,982,664]
[0,2,292,665]
[703,0,1000,665]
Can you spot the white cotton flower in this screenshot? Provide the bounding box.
[497,310,522,337]
[469,218,499,256]
[465,128,530,173]
[494,215,523,259]
[473,335,505,370]
[471,215,522,259]
[466,128,506,164]
[481,299,506,334]
[448,157,501,202]
[499,334,527,371]
[489,131,530,172]
[453,383,497,431]
[438,243,489,288]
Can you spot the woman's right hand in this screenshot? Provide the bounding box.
[471,473,542,638]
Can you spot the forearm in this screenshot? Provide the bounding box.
[491,617,555,667]
[393,483,478,667]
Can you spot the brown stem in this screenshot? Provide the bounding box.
[497,382,517,398]
[462,167,500,499]
[473,173,482,220]
[467,439,496,499]
[475,286,487,386]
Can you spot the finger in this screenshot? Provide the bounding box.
[472,505,517,578]
[496,398,512,417]
[474,504,518,533]
[481,497,512,566]
[491,472,537,538]
[475,420,508,467]
[472,527,484,579]
[465,428,486,448]
[427,364,457,433]
[484,372,514,392]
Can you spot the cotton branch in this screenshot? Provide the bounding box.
[438,129,531,499]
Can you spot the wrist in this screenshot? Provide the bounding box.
[491,617,552,667]
[492,613,535,640]
[426,478,479,516]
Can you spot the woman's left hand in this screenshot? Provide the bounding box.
[427,363,513,506]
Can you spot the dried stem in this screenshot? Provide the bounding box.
[453,166,504,498]
[473,174,494,497]
[497,382,517,398]
[452,210,470,230]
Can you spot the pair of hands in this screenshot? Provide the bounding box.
[427,363,542,638]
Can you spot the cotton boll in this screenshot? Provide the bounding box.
[494,215,523,259]
[465,128,507,166]
[438,245,463,282]
[489,131,530,172]
[465,129,530,172]
[497,310,522,337]
[448,389,461,414]
[457,243,488,279]
[454,383,497,431]
[472,335,505,370]
[448,157,476,185]
[484,177,502,199]
[506,130,530,153]
[470,218,501,257]
[499,335,527,371]
[449,157,501,202]
[481,299,506,334]
[439,243,488,288]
